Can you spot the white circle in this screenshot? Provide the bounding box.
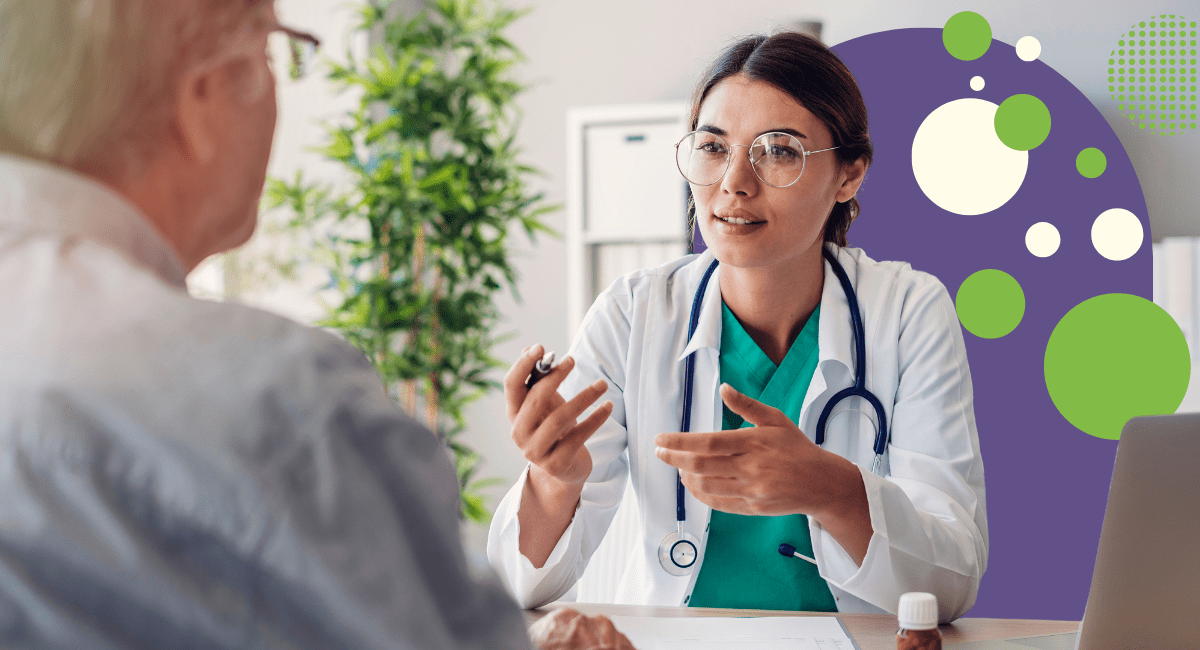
[1016,36,1042,61]
[1026,222,1060,257]
[970,75,985,91]
[911,98,1028,216]
[1091,208,1144,261]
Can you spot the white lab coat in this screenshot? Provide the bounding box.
[488,245,988,623]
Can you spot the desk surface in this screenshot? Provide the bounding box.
[525,603,1079,650]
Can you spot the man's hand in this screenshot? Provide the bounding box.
[528,608,637,650]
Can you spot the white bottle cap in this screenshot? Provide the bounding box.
[897,592,938,630]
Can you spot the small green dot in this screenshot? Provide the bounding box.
[956,270,1025,339]
[1076,147,1107,178]
[943,11,992,60]
[994,94,1051,150]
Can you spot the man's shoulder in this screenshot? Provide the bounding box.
[162,297,380,405]
[38,292,385,439]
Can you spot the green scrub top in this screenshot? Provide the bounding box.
[687,300,837,612]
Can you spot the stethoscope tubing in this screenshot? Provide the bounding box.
[675,247,889,531]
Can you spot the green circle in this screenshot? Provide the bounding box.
[955,270,1025,339]
[943,11,992,60]
[1076,147,1107,177]
[994,94,1052,150]
[1044,294,1190,440]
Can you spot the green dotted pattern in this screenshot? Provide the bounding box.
[943,11,992,61]
[1108,15,1198,136]
[955,269,1025,339]
[1044,294,1190,440]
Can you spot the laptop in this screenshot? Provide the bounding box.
[948,412,1200,649]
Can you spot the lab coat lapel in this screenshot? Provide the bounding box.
[800,245,858,439]
[676,253,722,363]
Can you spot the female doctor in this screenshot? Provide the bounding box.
[487,32,988,622]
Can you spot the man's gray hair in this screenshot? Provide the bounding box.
[0,0,271,180]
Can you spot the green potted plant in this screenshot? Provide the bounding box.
[266,0,556,522]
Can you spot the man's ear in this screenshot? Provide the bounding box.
[835,156,869,203]
[172,68,218,164]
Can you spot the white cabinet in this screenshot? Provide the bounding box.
[566,102,691,340]
[563,102,689,604]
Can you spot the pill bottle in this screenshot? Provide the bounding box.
[896,592,941,650]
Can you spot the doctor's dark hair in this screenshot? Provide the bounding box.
[687,32,873,247]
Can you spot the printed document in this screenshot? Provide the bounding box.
[609,615,859,650]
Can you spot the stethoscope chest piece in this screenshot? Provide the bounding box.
[658,530,699,576]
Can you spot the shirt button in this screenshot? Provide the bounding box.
[684,594,691,604]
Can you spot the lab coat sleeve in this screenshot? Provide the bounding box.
[810,276,988,623]
[487,279,634,609]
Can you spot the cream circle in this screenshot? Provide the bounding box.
[1091,208,1144,261]
[911,98,1028,216]
[1025,222,1061,257]
[970,75,985,91]
[1016,36,1042,62]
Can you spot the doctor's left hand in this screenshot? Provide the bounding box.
[654,383,871,533]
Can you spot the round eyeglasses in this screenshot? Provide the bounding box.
[674,131,839,188]
[267,25,321,81]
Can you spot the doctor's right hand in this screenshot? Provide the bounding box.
[503,344,613,487]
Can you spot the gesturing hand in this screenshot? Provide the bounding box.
[653,383,854,519]
[503,344,613,487]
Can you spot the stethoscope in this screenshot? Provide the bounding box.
[659,246,890,576]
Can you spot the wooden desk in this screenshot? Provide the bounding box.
[525,603,1079,650]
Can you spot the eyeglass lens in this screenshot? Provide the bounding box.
[268,30,319,80]
[676,132,808,187]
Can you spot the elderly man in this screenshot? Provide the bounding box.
[0,1,633,648]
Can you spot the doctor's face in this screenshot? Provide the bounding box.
[690,75,849,271]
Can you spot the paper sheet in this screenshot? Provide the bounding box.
[609,615,859,650]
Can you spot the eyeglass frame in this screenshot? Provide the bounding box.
[192,21,321,82]
[673,130,840,189]
[268,24,322,81]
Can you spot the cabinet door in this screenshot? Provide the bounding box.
[584,121,687,240]
[590,240,688,302]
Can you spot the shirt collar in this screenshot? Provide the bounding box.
[0,154,188,290]
[676,243,856,377]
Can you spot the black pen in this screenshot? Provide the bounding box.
[525,351,556,389]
